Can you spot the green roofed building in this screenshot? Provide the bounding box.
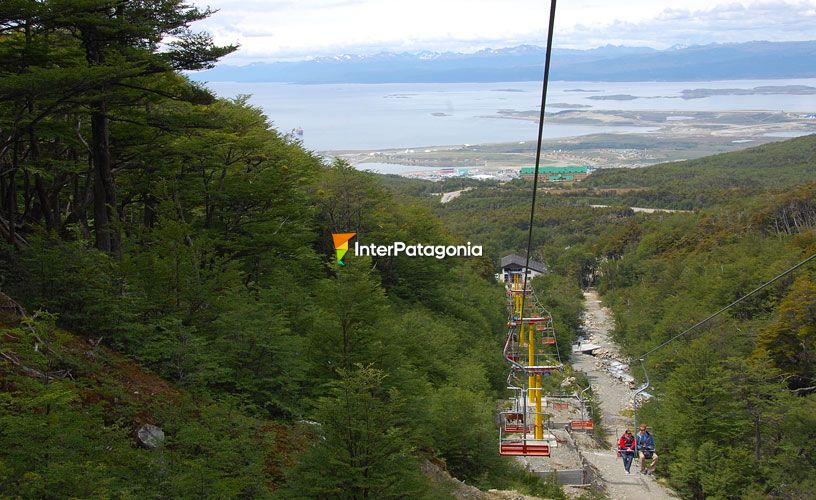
[519,165,589,182]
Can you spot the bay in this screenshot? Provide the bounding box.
[206,79,816,151]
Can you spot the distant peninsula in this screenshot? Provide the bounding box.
[549,103,593,109]
[587,94,639,101]
[680,85,816,99]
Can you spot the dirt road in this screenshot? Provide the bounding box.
[571,290,676,500]
[440,188,472,203]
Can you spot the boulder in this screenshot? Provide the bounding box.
[137,424,165,449]
[560,376,577,388]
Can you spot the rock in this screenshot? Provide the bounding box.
[421,460,490,499]
[486,490,540,500]
[560,376,577,388]
[137,424,165,449]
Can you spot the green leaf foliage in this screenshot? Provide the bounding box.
[0,8,555,493]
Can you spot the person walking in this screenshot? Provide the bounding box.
[618,429,636,474]
[636,423,658,474]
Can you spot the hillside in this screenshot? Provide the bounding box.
[0,4,565,497]
[0,155,564,497]
[411,136,816,498]
[584,134,816,192]
[4,3,816,498]
[0,310,287,496]
[0,157,568,497]
[575,133,814,210]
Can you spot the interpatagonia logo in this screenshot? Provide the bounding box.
[332,232,357,266]
[355,241,482,259]
[332,232,482,264]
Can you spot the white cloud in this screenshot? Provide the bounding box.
[557,1,816,48]
[189,0,816,63]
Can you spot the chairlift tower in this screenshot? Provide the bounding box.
[499,272,564,456]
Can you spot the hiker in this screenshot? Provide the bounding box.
[618,429,636,474]
[636,423,658,474]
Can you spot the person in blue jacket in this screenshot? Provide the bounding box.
[637,423,658,474]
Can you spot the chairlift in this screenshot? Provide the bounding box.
[498,393,551,457]
[569,420,594,430]
[502,410,532,433]
[499,440,551,456]
[497,0,562,459]
[552,401,570,411]
[525,365,562,375]
[499,282,563,457]
[632,361,653,453]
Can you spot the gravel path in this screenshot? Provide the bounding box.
[572,290,677,500]
[440,187,472,203]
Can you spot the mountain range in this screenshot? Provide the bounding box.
[191,41,816,84]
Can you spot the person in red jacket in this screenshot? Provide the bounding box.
[618,429,636,474]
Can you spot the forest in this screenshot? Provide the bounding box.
[0,1,563,498]
[2,1,816,499]
[421,135,816,499]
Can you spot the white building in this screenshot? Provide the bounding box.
[498,254,547,283]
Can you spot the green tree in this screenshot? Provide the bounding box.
[306,262,388,375]
[0,0,235,251]
[59,0,234,252]
[755,276,816,391]
[283,364,430,499]
[426,385,499,482]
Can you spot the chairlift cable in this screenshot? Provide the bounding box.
[631,251,816,447]
[500,3,583,457]
[519,0,557,316]
[638,250,816,361]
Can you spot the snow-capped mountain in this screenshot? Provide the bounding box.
[191,41,816,84]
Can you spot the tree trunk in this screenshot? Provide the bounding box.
[6,139,18,245]
[84,35,120,254]
[142,166,156,229]
[34,174,55,231]
[143,193,156,229]
[91,104,119,253]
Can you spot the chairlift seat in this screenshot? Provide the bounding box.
[503,424,533,433]
[525,365,562,374]
[570,420,594,430]
[499,441,550,456]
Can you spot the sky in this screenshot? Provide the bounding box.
[189,0,816,64]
